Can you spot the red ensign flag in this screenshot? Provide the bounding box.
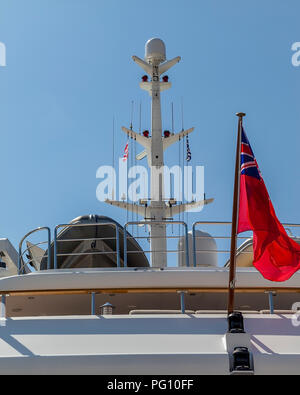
[238,128,300,281]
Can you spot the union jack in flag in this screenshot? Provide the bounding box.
[240,128,261,180]
[123,141,129,162]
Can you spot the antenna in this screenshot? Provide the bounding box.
[139,101,142,135]
[181,97,184,131]
[112,116,115,200]
[130,100,134,131]
[171,102,174,135]
[112,116,115,168]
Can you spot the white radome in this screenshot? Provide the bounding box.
[178,230,218,267]
[145,38,166,63]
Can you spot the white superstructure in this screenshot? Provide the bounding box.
[0,39,299,375]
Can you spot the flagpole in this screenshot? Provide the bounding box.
[227,112,245,315]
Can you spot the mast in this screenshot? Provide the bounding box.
[147,40,167,267]
[106,38,214,267]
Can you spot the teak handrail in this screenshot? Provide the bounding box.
[2,286,300,297]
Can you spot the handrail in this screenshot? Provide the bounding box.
[192,221,300,268]
[4,286,300,297]
[192,222,229,268]
[191,221,300,227]
[18,227,51,274]
[53,222,120,269]
[17,221,300,274]
[124,220,189,267]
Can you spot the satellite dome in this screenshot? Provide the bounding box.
[145,38,166,63]
[178,230,218,267]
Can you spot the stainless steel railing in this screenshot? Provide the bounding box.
[123,220,189,267]
[53,222,121,269]
[192,221,300,268]
[18,227,51,274]
[18,221,300,273]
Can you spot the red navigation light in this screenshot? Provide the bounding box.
[164,130,170,138]
[162,75,169,82]
[142,75,148,82]
[143,130,149,137]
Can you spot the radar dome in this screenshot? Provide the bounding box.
[178,230,218,267]
[145,38,166,63]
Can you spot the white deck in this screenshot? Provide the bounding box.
[1,267,300,293]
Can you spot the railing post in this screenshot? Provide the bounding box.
[17,251,21,275]
[192,223,197,268]
[183,222,189,267]
[54,227,58,270]
[124,224,128,267]
[178,291,187,314]
[1,295,6,319]
[91,292,96,315]
[268,291,275,314]
[47,227,51,270]
[115,225,120,268]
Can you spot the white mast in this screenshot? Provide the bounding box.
[106,38,213,267]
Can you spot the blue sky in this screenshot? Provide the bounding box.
[0,0,299,252]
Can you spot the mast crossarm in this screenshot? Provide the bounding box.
[166,198,214,216]
[163,128,195,150]
[105,200,148,217]
[132,55,181,76]
[132,56,152,75]
[121,127,151,149]
[136,150,147,161]
[136,127,195,159]
[159,56,181,75]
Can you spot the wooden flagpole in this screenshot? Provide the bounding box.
[227,112,245,315]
